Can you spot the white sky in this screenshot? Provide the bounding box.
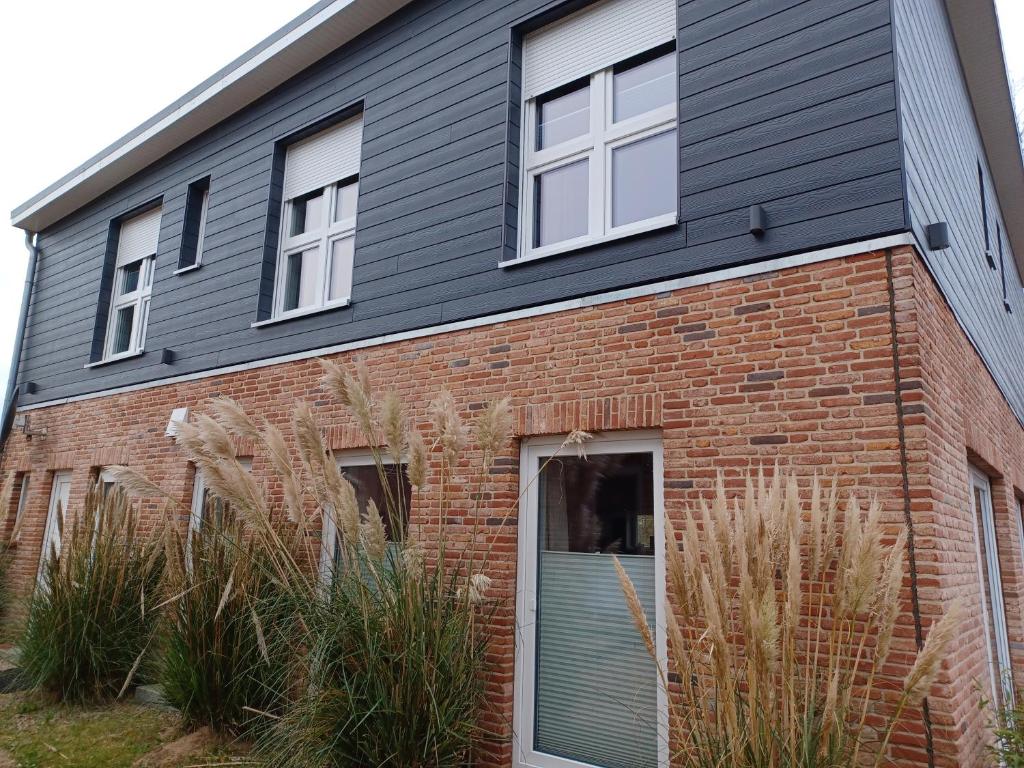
[0,1,1021,400]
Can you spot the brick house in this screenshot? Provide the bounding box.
[2,0,1023,766]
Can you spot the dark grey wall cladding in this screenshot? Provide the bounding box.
[18,0,903,404]
[893,0,1024,425]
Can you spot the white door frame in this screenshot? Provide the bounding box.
[969,466,1014,707]
[513,430,667,768]
[37,471,72,584]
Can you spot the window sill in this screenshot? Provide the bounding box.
[173,263,201,276]
[84,350,145,369]
[251,299,351,328]
[499,215,678,268]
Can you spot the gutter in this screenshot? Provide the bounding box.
[0,232,38,447]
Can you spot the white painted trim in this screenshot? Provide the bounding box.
[969,466,1015,708]
[84,350,145,369]
[513,431,667,768]
[37,471,72,586]
[18,234,915,413]
[251,298,351,328]
[11,0,412,232]
[172,263,202,276]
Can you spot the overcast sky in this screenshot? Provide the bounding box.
[0,1,1022,401]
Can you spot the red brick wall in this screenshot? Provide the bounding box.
[1,246,1021,766]
[891,247,1024,767]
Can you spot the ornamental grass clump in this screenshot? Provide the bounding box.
[18,482,164,702]
[616,473,961,768]
[158,508,292,736]
[139,359,514,767]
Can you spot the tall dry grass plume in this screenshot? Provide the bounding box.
[18,482,164,702]
[616,472,961,768]
[116,358,524,766]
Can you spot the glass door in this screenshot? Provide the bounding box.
[515,433,665,768]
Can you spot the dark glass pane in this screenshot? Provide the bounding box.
[537,83,590,150]
[283,248,319,311]
[341,463,411,542]
[289,190,323,236]
[612,130,676,228]
[112,305,135,354]
[535,159,589,247]
[539,453,655,555]
[120,262,141,294]
[613,49,676,123]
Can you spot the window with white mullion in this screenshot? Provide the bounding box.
[276,176,358,316]
[102,205,161,360]
[519,43,677,261]
[105,252,154,358]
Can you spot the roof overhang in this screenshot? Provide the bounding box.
[10,0,412,233]
[946,0,1024,276]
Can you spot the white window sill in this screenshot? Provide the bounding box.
[173,263,202,276]
[85,350,145,369]
[251,299,351,328]
[499,214,678,268]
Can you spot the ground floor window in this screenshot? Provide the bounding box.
[970,466,1014,709]
[515,432,665,768]
[38,471,72,584]
[186,458,252,559]
[319,453,411,583]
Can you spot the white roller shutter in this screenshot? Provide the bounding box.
[283,115,363,200]
[522,0,676,100]
[116,206,162,266]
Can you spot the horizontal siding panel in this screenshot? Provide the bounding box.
[894,0,1024,423]
[679,0,887,98]
[680,0,875,75]
[681,54,894,145]
[18,0,905,405]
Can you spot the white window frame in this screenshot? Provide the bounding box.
[103,212,159,361]
[513,431,668,768]
[272,178,359,319]
[11,473,30,541]
[98,468,117,495]
[511,49,678,267]
[194,188,210,266]
[186,458,252,559]
[318,451,407,583]
[970,466,1015,709]
[38,470,72,585]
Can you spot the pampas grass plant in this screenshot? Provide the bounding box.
[616,472,961,768]
[158,507,292,735]
[123,359,519,766]
[18,482,164,702]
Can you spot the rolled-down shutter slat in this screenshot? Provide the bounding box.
[283,115,363,200]
[116,207,162,266]
[523,0,676,100]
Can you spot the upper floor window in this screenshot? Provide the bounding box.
[104,206,161,360]
[516,0,677,263]
[177,177,210,272]
[273,114,363,318]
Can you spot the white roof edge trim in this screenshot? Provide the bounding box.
[11,0,411,231]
